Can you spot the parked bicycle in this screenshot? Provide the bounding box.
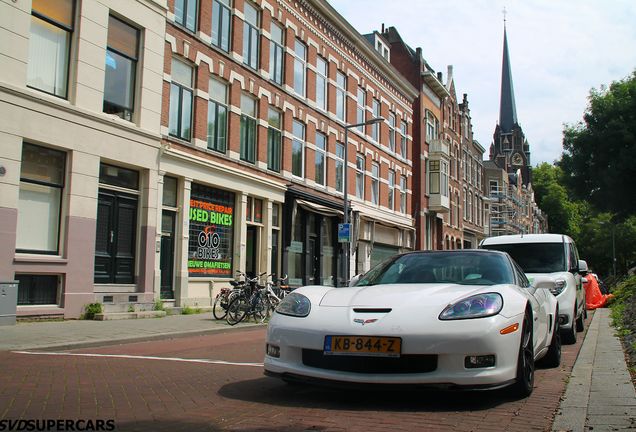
[263,274,290,314]
[225,272,268,326]
[211,271,246,320]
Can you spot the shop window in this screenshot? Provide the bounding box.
[16,143,66,254]
[211,0,231,52]
[187,183,235,277]
[103,16,139,121]
[27,0,74,98]
[16,274,59,305]
[207,78,228,153]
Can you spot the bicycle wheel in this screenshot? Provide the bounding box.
[212,293,227,320]
[226,296,248,326]
[252,294,270,323]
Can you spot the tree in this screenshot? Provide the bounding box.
[560,70,636,219]
[532,163,583,236]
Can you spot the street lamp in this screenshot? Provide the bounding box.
[342,117,384,285]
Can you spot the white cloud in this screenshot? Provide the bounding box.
[330,0,636,164]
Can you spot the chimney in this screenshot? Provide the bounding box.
[447,65,453,81]
[381,23,385,33]
[437,71,443,82]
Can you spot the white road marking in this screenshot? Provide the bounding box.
[12,351,264,367]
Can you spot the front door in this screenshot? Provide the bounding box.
[94,190,137,284]
[246,225,258,278]
[160,211,175,299]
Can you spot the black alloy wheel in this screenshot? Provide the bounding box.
[512,310,535,398]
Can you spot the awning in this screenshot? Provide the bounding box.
[296,199,344,217]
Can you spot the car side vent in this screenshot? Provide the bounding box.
[353,308,392,313]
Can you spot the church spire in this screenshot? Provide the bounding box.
[499,23,518,133]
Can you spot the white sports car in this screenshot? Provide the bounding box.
[264,250,561,397]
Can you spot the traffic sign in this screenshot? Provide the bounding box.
[338,223,351,243]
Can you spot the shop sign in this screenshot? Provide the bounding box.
[288,240,303,254]
[188,184,234,277]
[338,223,351,243]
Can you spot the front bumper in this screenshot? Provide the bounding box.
[264,311,525,387]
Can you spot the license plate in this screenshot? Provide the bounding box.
[323,335,401,357]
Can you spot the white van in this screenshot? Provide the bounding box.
[479,234,586,344]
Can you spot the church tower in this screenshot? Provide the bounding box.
[490,22,532,185]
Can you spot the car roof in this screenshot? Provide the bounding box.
[402,249,510,258]
[480,233,572,245]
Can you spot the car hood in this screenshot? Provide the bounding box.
[319,283,490,309]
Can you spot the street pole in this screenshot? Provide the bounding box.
[341,117,384,286]
[343,126,349,285]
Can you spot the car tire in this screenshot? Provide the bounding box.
[539,310,561,368]
[576,304,585,332]
[511,309,535,398]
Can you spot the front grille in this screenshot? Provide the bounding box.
[302,349,437,374]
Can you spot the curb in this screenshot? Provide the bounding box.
[14,322,267,352]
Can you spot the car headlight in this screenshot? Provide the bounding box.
[439,293,503,320]
[551,279,566,296]
[275,292,311,317]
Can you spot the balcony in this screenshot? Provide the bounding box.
[428,139,450,157]
[429,193,450,213]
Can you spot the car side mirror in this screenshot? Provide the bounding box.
[348,274,362,287]
[577,259,589,276]
[532,275,557,291]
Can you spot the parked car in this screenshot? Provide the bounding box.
[264,250,560,397]
[479,234,586,344]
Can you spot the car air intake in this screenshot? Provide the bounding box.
[352,308,392,313]
[302,349,437,374]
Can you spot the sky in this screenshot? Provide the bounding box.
[329,0,636,165]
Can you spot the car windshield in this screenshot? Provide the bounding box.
[481,243,566,273]
[354,251,514,287]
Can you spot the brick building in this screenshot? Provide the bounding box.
[158,0,417,306]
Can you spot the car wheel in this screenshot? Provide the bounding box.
[511,310,535,398]
[576,303,585,332]
[539,310,561,368]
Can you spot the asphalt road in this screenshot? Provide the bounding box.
[0,324,587,432]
